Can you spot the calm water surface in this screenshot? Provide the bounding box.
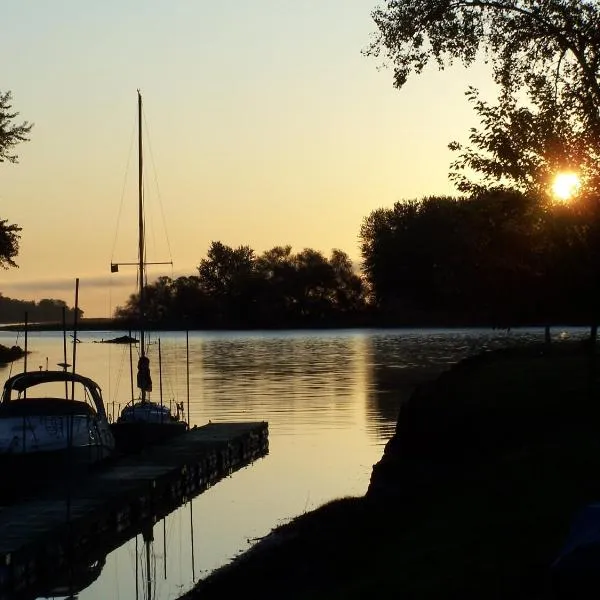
[0,327,585,599]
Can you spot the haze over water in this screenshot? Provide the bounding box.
[0,327,584,599]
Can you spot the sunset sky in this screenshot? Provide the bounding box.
[2,1,494,318]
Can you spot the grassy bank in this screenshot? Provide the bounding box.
[182,341,600,599]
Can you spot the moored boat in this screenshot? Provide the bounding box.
[109,90,188,452]
[0,369,116,502]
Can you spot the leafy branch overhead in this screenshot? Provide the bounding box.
[0,91,33,163]
[366,1,600,195]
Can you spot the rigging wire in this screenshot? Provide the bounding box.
[7,329,20,378]
[142,108,174,266]
[110,111,137,265]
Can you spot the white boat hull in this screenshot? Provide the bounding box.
[0,371,116,468]
[0,413,114,457]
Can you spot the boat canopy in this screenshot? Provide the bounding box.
[1,370,106,414]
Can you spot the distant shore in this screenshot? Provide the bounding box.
[0,318,594,334]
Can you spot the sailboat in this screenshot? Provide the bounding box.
[110,90,188,451]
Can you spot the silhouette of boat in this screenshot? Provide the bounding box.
[0,370,116,502]
[110,91,188,452]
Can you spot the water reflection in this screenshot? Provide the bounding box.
[0,327,589,600]
[22,506,197,600]
[157,331,365,434]
[33,557,106,599]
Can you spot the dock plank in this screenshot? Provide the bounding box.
[0,420,268,599]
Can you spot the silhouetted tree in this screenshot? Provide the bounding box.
[0,91,31,270]
[366,2,600,196]
[197,241,259,324]
[366,2,600,334]
[366,2,600,127]
[0,220,21,269]
[329,249,365,313]
[0,295,81,323]
[255,246,297,323]
[0,91,32,164]
[117,242,367,328]
[143,276,174,323]
[359,192,576,326]
[170,275,207,323]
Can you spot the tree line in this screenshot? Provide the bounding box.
[111,187,600,329]
[114,242,367,328]
[360,190,600,327]
[0,295,82,324]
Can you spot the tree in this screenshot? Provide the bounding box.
[359,193,551,325]
[329,249,365,313]
[0,91,32,163]
[448,86,600,198]
[367,1,600,114]
[0,220,21,269]
[197,242,259,324]
[366,1,600,338]
[366,1,600,194]
[255,246,297,322]
[1,91,32,270]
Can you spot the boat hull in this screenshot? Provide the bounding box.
[0,371,116,504]
[0,413,115,455]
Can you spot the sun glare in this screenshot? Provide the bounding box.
[551,172,581,202]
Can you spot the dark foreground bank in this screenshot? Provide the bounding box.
[181,340,600,600]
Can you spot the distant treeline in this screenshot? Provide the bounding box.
[0,295,82,324]
[360,190,600,328]
[116,190,600,329]
[4,189,600,330]
[115,243,367,328]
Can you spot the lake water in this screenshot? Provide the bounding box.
[0,326,587,599]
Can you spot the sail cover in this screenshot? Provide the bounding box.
[137,355,153,392]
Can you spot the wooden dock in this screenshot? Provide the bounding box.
[0,421,269,599]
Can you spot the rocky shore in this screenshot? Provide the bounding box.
[182,340,600,599]
[0,343,25,364]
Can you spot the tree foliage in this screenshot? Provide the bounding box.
[0,91,32,164]
[359,192,599,326]
[115,242,366,328]
[448,86,600,197]
[0,91,32,270]
[0,295,82,323]
[367,1,600,112]
[366,1,600,195]
[0,220,21,270]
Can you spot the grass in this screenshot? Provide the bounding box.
[181,340,600,600]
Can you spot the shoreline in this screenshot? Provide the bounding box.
[0,319,594,333]
[181,340,600,599]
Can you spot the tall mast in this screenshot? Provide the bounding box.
[138,90,148,403]
[138,90,145,358]
[110,91,163,403]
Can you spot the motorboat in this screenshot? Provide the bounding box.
[0,370,116,488]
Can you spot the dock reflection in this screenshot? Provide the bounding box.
[0,423,268,600]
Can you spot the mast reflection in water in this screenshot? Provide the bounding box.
[0,327,586,599]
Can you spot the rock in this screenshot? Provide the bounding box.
[0,344,26,364]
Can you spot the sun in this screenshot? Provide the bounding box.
[551,172,581,202]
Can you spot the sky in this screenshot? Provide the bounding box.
[1,1,495,318]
